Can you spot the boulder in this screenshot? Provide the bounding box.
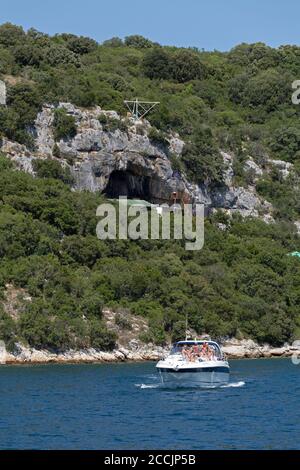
[244,158,264,178]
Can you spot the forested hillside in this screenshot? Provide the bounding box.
[0,154,299,349]
[0,23,300,350]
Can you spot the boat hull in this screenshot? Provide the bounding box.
[157,365,230,388]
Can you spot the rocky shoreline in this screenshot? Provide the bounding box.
[1,339,300,365]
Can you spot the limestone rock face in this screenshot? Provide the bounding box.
[267,158,293,179]
[244,158,264,179]
[0,80,6,105]
[189,151,272,219]
[35,105,55,156]
[33,103,187,203]
[3,338,300,364]
[0,102,274,218]
[222,338,300,359]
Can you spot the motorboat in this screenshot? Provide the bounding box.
[156,340,230,387]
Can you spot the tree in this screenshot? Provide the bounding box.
[228,73,250,104]
[0,23,25,47]
[13,43,43,67]
[229,70,291,111]
[124,35,156,48]
[57,33,98,54]
[243,70,291,111]
[7,83,42,127]
[103,37,124,47]
[228,42,279,69]
[142,48,171,80]
[181,126,224,184]
[0,308,17,351]
[0,47,15,73]
[43,44,81,67]
[170,50,206,82]
[3,83,42,146]
[89,319,117,350]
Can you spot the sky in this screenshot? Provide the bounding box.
[0,0,300,51]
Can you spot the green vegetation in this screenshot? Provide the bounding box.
[32,158,74,184]
[148,127,169,149]
[53,108,77,141]
[98,114,127,133]
[0,156,299,349]
[0,24,300,349]
[0,24,299,186]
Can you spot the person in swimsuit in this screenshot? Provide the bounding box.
[182,345,189,360]
[201,342,209,359]
[192,343,200,361]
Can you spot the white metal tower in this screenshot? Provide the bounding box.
[124,98,159,121]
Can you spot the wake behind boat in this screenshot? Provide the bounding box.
[156,340,230,388]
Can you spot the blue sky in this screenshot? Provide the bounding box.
[0,0,299,51]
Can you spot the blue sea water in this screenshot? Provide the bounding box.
[0,358,299,449]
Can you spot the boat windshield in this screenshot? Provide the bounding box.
[170,341,222,360]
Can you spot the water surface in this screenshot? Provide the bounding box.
[0,359,299,449]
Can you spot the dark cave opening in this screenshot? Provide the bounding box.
[104,170,152,200]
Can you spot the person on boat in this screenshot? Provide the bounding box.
[206,345,214,361]
[182,345,193,362]
[200,342,209,359]
[192,343,200,360]
[181,345,189,360]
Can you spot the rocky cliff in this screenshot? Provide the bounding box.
[0,102,294,221]
[3,336,300,365]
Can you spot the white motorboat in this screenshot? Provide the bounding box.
[156,340,230,387]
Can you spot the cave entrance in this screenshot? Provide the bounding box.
[104,170,152,200]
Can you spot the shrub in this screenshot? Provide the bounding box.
[98,114,127,132]
[181,126,224,184]
[3,83,43,146]
[171,320,187,342]
[148,127,169,148]
[89,320,117,350]
[124,35,156,48]
[32,158,74,185]
[140,322,167,346]
[103,37,124,47]
[142,48,171,80]
[170,50,206,83]
[115,313,132,330]
[0,308,17,351]
[269,126,300,162]
[0,22,25,47]
[19,303,71,350]
[52,143,61,158]
[43,45,81,67]
[57,33,98,55]
[53,108,77,141]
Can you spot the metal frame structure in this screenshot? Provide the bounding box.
[124,98,159,120]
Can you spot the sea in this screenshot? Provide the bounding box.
[0,358,299,449]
